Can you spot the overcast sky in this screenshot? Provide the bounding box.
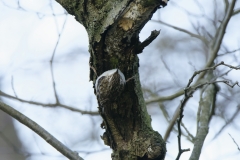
[0,0,240,160]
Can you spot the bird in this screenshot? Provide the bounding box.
[147,143,166,159]
[95,69,126,105]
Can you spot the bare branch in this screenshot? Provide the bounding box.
[161,60,240,142]
[0,90,99,115]
[173,61,240,159]
[151,19,208,44]
[176,103,190,160]
[233,8,240,16]
[145,90,184,105]
[202,0,236,76]
[189,72,217,160]
[185,61,240,92]
[136,30,160,53]
[164,62,240,159]
[0,101,84,160]
[146,0,236,105]
[158,103,170,122]
[147,61,240,105]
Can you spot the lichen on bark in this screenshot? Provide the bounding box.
[56,0,168,159]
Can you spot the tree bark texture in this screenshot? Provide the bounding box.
[56,0,168,159]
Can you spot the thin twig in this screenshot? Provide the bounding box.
[11,76,18,98]
[0,101,84,160]
[175,90,191,160]
[185,61,240,92]
[49,2,68,104]
[142,90,193,142]
[218,47,240,56]
[213,105,240,140]
[229,133,240,151]
[161,55,182,87]
[0,0,66,18]
[180,122,195,142]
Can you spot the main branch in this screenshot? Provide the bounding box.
[56,0,168,159]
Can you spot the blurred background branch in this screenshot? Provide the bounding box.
[0,101,84,160]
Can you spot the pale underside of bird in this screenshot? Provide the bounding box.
[95,69,126,105]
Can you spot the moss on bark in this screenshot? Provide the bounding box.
[56,0,168,159]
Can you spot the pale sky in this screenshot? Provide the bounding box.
[0,0,240,160]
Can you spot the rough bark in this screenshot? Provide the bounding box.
[56,0,168,159]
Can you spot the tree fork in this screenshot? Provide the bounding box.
[56,0,168,159]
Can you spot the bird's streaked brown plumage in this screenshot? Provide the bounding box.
[96,69,125,105]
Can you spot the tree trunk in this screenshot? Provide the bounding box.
[56,0,168,159]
